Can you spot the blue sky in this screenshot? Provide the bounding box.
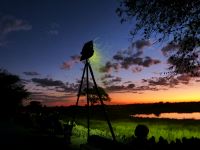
[0,0,131,76]
[1,0,198,106]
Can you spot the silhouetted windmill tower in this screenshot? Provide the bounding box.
[72,40,116,142]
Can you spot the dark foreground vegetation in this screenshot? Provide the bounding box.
[83,125,200,150]
[56,101,200,120]
[1,102,200,150]
[2,110,200,150]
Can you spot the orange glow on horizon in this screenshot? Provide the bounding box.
[45,82,200,106]
[109,83,200,104]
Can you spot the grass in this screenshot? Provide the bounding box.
[64,118,200,143]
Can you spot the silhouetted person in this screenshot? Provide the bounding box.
[148,136,156,150]
[157,136,168,150]
[134,124,149,140]
[128,124,150,150]
[63,122,73,145]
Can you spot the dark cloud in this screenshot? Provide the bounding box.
[100,40,160,73]
[104,80,136,92]
[30,78,79,94]
[61,61,73,70]
[142,57,161,67]
[134,85,159,91]
[176,74,191,84]
[0,15,32,46]
[131,66,143,73]
[142,79,148,83]
[105,83,158,93]
[110,77,122,83]
[75,78,94,87]
[112,50,142,62]
[61,55,81,70]
[34,74,190,97]
[101,74,114,80]
[102,80,109,86]
[56,82,78,93]
[139,74,196,93]
[113,51,124,61]
[132,51,143,58]
[21,79,31,84]
[120,57,138,69]
[23,71,40,76]
[127,83,135,88]
[144,74,191,88]
[148,77,169,86]
[99,61,120,73]
[123,81,132,84]
[114,40,150,58]
[168,78,180,87]
[0,15,32,34]
[121,56,161,69]
[32,78,65,87]
[106,85,125,91]
[101,75,122,87]
[71,55,81,62]
[134,40,151,50]
[30,92,75,104]
[161,43,179,56]
[101,56,161,73]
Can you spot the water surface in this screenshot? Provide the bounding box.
[131,112,200,120]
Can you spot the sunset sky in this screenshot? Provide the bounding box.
[1,0,200,106]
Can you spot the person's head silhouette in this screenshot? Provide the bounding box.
[134,124,149,140]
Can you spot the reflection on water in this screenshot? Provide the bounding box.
[131,112,200,120]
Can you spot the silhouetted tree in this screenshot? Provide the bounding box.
[27,101,42,113]
[0,69,30,118]
[116,0,200,76]
[81,86,111,105]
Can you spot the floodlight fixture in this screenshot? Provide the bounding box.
[80,40,94,61]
